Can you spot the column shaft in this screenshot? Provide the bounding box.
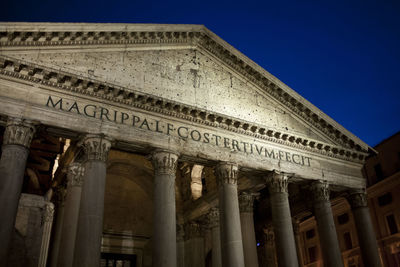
[58,163,84,267]
[0,118,35,264]
[184,222,205,267]
[216,163,245,267]
[239,192,259,267]
[73,135,111,267]
[293,220,304,267]
[348,190,382,267]
[266,171,298,267]
[151,150,179,267]
[208,207,222,267]
[49,187,66,267]
[310,181,343,267]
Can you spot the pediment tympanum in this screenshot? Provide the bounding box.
[0,23,371,187]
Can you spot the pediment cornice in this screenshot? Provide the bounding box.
[0,23,372,157]
[0,54,368,163]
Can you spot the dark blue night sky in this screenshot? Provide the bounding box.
[2,0,399,147]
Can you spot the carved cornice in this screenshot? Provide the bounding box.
[67,162,85,187]
[215,162,238,186]
[151,150,179,176]
[0,56,368,163]
[309,180,330,203]
[347,189,368,209]
[207,207,220,228]
[239,191,256,213]
[80,134,112,162]
[266,170,290,193]
[0,26,370,156]
[3,117,36,148]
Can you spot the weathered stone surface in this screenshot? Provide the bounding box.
[8,194,54,267]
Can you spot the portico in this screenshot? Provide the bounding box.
[0,22,381,267]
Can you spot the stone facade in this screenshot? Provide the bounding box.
[0,22,381,267]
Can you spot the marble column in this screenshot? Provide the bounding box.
[73,134,111,267]
[0,118,36,264]
[292,219,304,267]
[239,192,259,267]
[310,180,343,267]
[58,163,85,267]
[208,207,222,267]
[215,162,245,267]
[348,189,382,267]
[151,150,179,267]
[177,224,185,267]
[184,221,205,267]
[38,202,55,267]
[266,171,298,267]
[49,186,67,267]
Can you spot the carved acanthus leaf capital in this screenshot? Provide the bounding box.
[184,221,204,240]
[207,207,220,228]
[239,192,257,213]
[55,185,67,206]
[347,188,368,208]
[80,134,112,162]
[215,162,238,186]
[43,202,55,223]
[310,180,330,202]
[151,150,179,175]
[266,170,290,193]
[177,224,185,242]
[263,227,275,244]
[67,163,85,187]
[3,117,36,148]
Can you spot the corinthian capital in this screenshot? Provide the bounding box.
[239,191,257,213]
[347,188,368,209]
[310,180,330,202]
[80,134,112,162]
[3,117,36,148]
[266,170,290,193]
[151,150,179,175]
[67,162,85,187]
[215,162,238,186]
[184,221,203,240]
[207,207,220,228]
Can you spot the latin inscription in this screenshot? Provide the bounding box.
[46,96,312,166]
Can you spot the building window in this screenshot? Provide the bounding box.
[308,246,317,262]
[378,192,393,206]
[305,229,315,239]
[343,232,352,250]
[386,214,398,235]
[374,164,384,181]
[337,213,349,225]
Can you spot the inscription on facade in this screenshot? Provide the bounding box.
[46,96,312,166]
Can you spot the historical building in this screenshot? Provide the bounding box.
[0,23,382,267]
[290,131,400,267]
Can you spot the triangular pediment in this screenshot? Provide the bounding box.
[0,23,371,162]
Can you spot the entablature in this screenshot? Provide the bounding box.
[0,23,372,156]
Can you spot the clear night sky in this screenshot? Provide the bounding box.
[2,0,399,147]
